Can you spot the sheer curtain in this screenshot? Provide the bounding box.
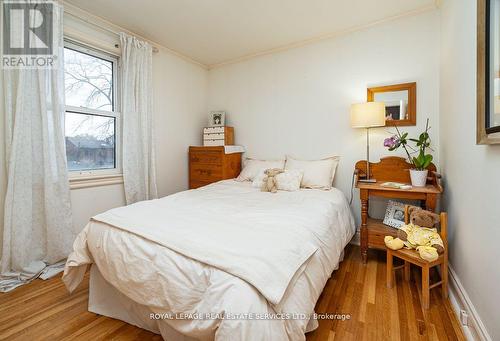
[1,2,74,291]
[120,33,158,204]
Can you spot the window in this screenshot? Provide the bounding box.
[63,40,121,176]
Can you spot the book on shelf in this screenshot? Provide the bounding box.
[380,182,412,190]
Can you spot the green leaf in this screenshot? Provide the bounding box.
[422,154,433,169]
[412,151,430,170]
[412,156,421,169]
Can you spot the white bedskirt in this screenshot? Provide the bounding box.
[89,264,196,340]
[89,262,332,340]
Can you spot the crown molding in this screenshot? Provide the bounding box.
[208,3,438,70]
[62,1,208,69]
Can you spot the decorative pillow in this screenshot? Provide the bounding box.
[251,168,268,188]
[276,169,303,191]
[285,156,340,190]
[237,158,285,182]
[252,169,303,192]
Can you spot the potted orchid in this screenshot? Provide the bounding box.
[383,118,433,187]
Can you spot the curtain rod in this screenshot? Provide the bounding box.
[64,11,159,53]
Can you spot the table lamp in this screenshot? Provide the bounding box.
[350,102,386,183]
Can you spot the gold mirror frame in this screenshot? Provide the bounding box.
[367,82,417,126]
[477,0,500,144]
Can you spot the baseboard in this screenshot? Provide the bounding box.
[447,265,492,341]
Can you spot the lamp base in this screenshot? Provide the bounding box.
[358,178,377,183]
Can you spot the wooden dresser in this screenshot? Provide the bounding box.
[354,157,443,264]
[189,146,243,189]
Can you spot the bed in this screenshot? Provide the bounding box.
[63,179,355,340]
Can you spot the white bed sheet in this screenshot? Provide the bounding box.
[63,180,355,341]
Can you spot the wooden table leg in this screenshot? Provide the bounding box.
[386,250,393,288]
[360,190,369,264]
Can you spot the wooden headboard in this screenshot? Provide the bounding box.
[354,156,441,188]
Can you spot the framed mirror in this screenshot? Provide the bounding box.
[477,0,500,144]
[367,82,417,126]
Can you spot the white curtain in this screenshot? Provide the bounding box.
[1,2,74,290]
[120,33,158,204]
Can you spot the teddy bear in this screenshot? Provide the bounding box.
[384,206,444,262]
[261,168,284,193]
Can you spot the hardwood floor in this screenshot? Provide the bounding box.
[307,246,464,341]
[0,245,464,340]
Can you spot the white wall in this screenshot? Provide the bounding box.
[207,10,441,224]
[0,13,208,240]
[440,0,499,339]
[153,49,207,196]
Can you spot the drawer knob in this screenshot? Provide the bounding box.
[197,169,212,176]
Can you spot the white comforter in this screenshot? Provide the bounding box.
[63,180,355,340]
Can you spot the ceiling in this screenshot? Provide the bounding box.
[65,0,437,67]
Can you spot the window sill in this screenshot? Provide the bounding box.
[69,174,124,190]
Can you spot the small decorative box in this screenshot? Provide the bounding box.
[203,126,234,146]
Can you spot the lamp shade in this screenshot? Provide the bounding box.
[350,102,386,128]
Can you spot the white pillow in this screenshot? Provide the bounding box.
[237,158,285,182]
[252,169,303,192]
[285,156,340,190]
[276,169,303,191]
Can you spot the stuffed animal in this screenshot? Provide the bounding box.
[398,206,444,254]
[261,168,284,193]
[384,236,404,250]
[406,206,441,231]
[384,206,444,262]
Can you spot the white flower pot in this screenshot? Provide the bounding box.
[409,169,428,187]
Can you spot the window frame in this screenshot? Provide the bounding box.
[63,39,122,178]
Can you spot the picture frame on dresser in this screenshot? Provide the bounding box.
[208,111,226,127]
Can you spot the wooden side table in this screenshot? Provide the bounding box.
[355,157,443,264]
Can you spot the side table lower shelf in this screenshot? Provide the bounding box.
[361,218,399,260]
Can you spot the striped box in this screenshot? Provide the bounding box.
[203,126,234,146]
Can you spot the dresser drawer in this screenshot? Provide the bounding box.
[190,163,223,181]
[189,151,222,165]
[188,146,242,189]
